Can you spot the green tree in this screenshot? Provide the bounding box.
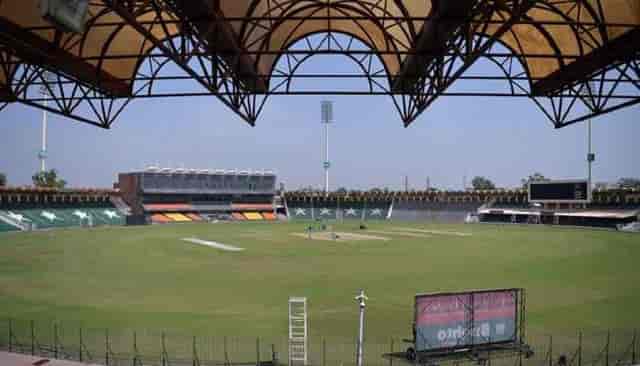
[617,177,640,189]
[521,172,548,189]
[0,172,6,186]
[32,169,66,189]
[471,176,496,190]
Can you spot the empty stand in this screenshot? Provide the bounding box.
[288,203,313,220]
[262,212,276,221]
[391,201,481,223]
[2,207,126,229]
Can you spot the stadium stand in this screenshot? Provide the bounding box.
[283,188,639,227]
[118,168,277,224]
[144,203,193,211]
[314,206,337,220]
[232,203,273,211]
[341,202,364,220]
[287,202,313,220]
[261,212,276,220]
[391,201,481,222]
[0,187,125,230]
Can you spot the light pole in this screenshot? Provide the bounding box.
[38,72,52,173]
[585,81,596,202]
[321,100,333,195]
[355,289,368,366]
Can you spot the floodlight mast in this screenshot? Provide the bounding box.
[321,101,333,196]
[38,72,51,173]
[586,81,596,202]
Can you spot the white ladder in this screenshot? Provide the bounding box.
[288,297,308,366]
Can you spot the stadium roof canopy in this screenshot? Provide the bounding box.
[0,0,638,128]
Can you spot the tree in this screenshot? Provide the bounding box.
[521,172,548,188]
[335,187,348,194]
[0,172,6,186]
[471,176,496,190]
[32,169,66,189]
[617,177,640,189]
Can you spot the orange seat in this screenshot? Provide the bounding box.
[186,213,203,221]
[243,212,263,220]
[151,214,172,223]
[262,212,276,220]
[165,213,192,222]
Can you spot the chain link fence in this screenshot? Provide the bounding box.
[0,319,637,366]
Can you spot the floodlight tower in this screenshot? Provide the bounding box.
[321,100,333,195]
[38,72,52,173]
[585,81,596,198]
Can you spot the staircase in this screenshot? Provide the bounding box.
[288,297,308,366]
[110,196,131,215]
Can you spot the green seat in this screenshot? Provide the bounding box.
[0,220,20,232]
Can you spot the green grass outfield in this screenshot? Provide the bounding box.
[0,221,638,343]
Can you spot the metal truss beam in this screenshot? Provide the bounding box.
[165,0,268,92]
[392,0,477,93]
[9,63,131,128]
[0,16,130,97]
[0,1,637,129]
[397,0,536,126]
[535,54,640,128]
[107,0,262,125]
[533,28,640,96]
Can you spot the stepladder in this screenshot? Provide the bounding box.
[289,297,308,366]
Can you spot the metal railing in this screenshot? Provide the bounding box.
[0,319,637,366]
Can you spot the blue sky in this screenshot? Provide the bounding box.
[0,51,639,191]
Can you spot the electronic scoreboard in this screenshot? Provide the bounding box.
[528,180,591,203]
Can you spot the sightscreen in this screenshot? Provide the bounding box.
[414,289,519,352]
[528,180,590,203]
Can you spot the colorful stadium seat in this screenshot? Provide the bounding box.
[165,213,192,222]
[243,212,263,220]
[261,212,276,220]
[151,214,172,223]
[231,212,246,221]
[186,213,203,221]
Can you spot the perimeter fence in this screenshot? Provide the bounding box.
[0,319,637,366]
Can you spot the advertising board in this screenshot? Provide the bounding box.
[414,289,519,352]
